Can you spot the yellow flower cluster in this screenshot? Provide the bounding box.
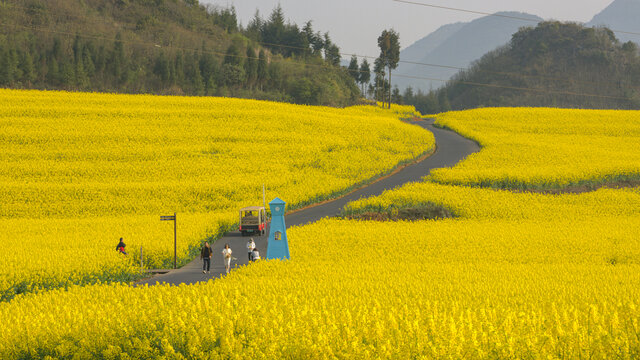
[0,102,640,359]
[432,108,640,189]
[1,219,638,358]
[1,107,639,358]
[0,89,433,300]
[345,181,640,221]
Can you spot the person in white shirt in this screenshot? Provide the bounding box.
[247,238,256,260]
[222,243,233,274]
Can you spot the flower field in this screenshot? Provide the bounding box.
[2,104,640,358]
[432,108,640,189]
[0,89,433,301]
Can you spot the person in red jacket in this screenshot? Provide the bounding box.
[116,237,127,255]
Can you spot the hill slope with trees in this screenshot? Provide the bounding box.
[403,22,640,112]
[0,0,359,106]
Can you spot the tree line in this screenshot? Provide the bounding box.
[0,0,359,106]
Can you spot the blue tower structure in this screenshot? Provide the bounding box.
[266,197,290,260]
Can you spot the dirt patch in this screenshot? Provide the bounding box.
[343,203,453,222]
[521,180,640,195]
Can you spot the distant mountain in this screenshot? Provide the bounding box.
[587,0,640,44]
[395,12,543,93]
[399,22,466,63]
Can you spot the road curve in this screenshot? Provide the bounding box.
[137,119,479,286]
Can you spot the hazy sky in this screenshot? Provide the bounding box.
[202,0,616,57]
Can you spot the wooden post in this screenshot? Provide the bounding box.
[161,213,178,269]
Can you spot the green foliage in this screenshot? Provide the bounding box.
[0,0,357,106]
[347,55,359,80]
[436,21,640,110]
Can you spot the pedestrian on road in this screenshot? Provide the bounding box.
[201,241,212,273]
[115,237,127,255]
[251,247,260,262]
[222,243,233,274]
[247,238,256,260]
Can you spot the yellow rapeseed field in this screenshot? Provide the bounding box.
[432,108,640,189]
[0,89,433,300]
[2,105,639,358]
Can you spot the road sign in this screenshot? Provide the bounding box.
[160,213,177,269]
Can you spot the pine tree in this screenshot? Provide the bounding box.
[347,55,359,81]
[2,46,21,85]
[257,50,268,89]
[359,59,371,97]
[244,46,258,89]
[21,50,36,87]
[192,62,205,96]
[110,33,127,85]
[47,57,60,85]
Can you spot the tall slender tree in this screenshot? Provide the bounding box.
[359,59,371,98]
[377,29,400,108]
[347,55,359,81]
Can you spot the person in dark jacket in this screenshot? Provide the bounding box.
[201,241,212,273]
[116,237,127,255]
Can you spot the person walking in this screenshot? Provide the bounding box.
[250,247,260,262]
[115,237,127,255]
[201,241,212,273]
[222,243,233,274]
[247,238,256,260]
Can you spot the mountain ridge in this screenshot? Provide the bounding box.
[587,0,640,44]
[395,11,542,93]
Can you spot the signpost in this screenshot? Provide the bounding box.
[160,213,177,269]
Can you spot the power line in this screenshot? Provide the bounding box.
[392,0,640,38]
[0,21,343,74]
[393,0,541,23]
[0,8,636,102]
[393,73,634,101]
[3,1,636,91]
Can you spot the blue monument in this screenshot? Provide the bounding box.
[266,197,290,260]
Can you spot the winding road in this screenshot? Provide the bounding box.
[138,119,479,286]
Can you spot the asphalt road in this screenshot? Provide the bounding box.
[137,119,480,286]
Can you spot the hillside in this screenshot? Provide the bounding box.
[432,22,640,110]
[0,0,359,106]
[588,0,640,44]
[395,12,542,93]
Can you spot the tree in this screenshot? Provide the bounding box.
[358,59,371,97]
[0,46,20,85]
[110,33,127,85]
[302,21,321,57]
[377,29,400,108]
[347,55,359,81]
[257,50,268,89]
[244,46,258,89]
[224,41,243,66]
[323,33,341,66]
[21,51,36,87]
[246,10,263,41]
[153,51,171,83]
[261,5,286,53]
[373,56,386,103]
[391,86,402,104]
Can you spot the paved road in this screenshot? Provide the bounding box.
[138,119,480,286]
